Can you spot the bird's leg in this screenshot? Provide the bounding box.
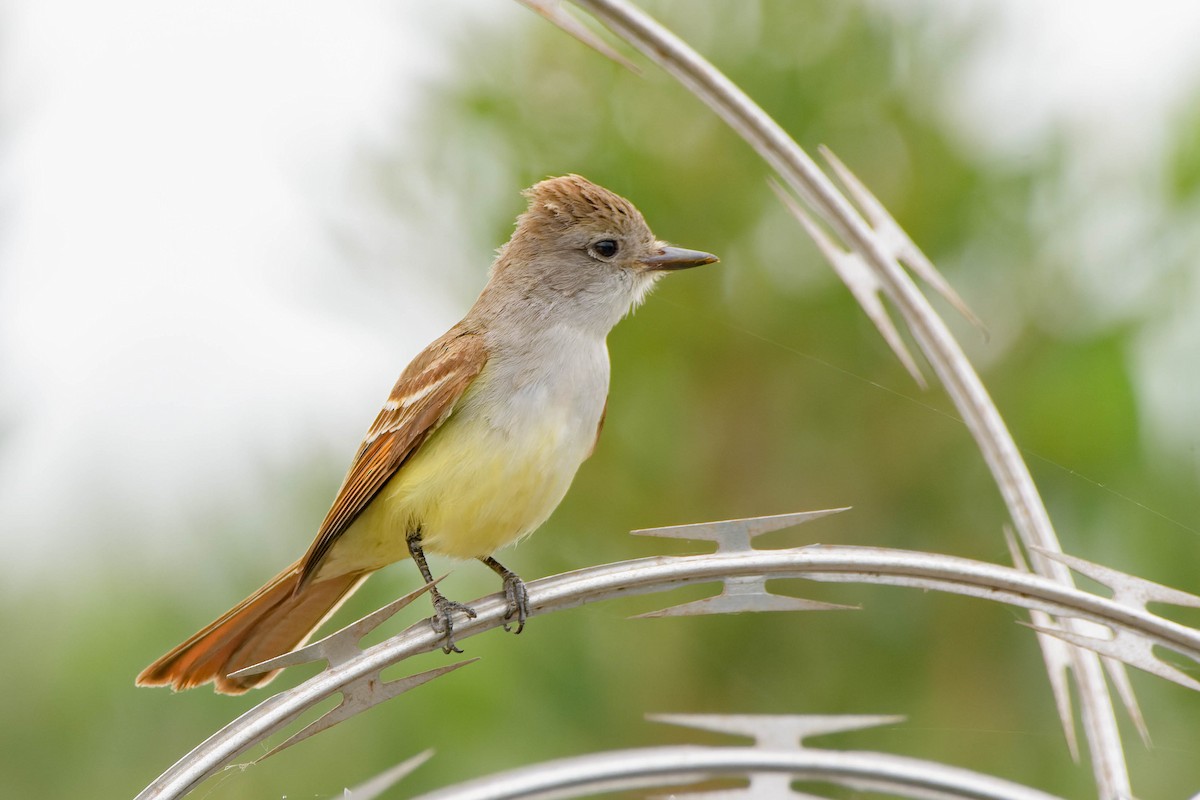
[406,528,476,654]
[479,556,529,634]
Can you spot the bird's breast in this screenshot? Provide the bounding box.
[329,329,610,570]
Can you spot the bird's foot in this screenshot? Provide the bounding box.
[430,591,477,654]
[478,556,530,635]
[500,573,529,634]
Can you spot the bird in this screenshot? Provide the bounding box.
[136,174,717,693]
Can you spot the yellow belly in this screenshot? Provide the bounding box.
[314,408,587,578]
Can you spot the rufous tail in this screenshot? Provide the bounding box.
[136,560,369,694]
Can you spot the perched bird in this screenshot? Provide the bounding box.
[137,174,717,693]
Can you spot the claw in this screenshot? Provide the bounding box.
[501,574,530,634]
[479,556,530,635]
[430,592,476,654]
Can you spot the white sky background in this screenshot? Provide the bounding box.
[2,0,1200,582]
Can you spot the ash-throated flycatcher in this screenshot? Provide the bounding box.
[137,174,717,694]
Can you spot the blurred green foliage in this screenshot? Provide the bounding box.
[8,2,1200,798]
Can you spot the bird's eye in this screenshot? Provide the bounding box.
[590,239,619,259]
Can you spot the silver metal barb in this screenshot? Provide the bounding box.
[398,713,1063,800]
[344,749,434,800]
[633,509,857,617]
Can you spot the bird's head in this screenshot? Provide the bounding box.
[486,174,717,333]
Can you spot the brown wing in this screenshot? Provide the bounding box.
[297,326,488,587]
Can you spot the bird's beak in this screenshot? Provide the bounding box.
[640,245,719,271]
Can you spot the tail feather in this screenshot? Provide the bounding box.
[137,560,369,694]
